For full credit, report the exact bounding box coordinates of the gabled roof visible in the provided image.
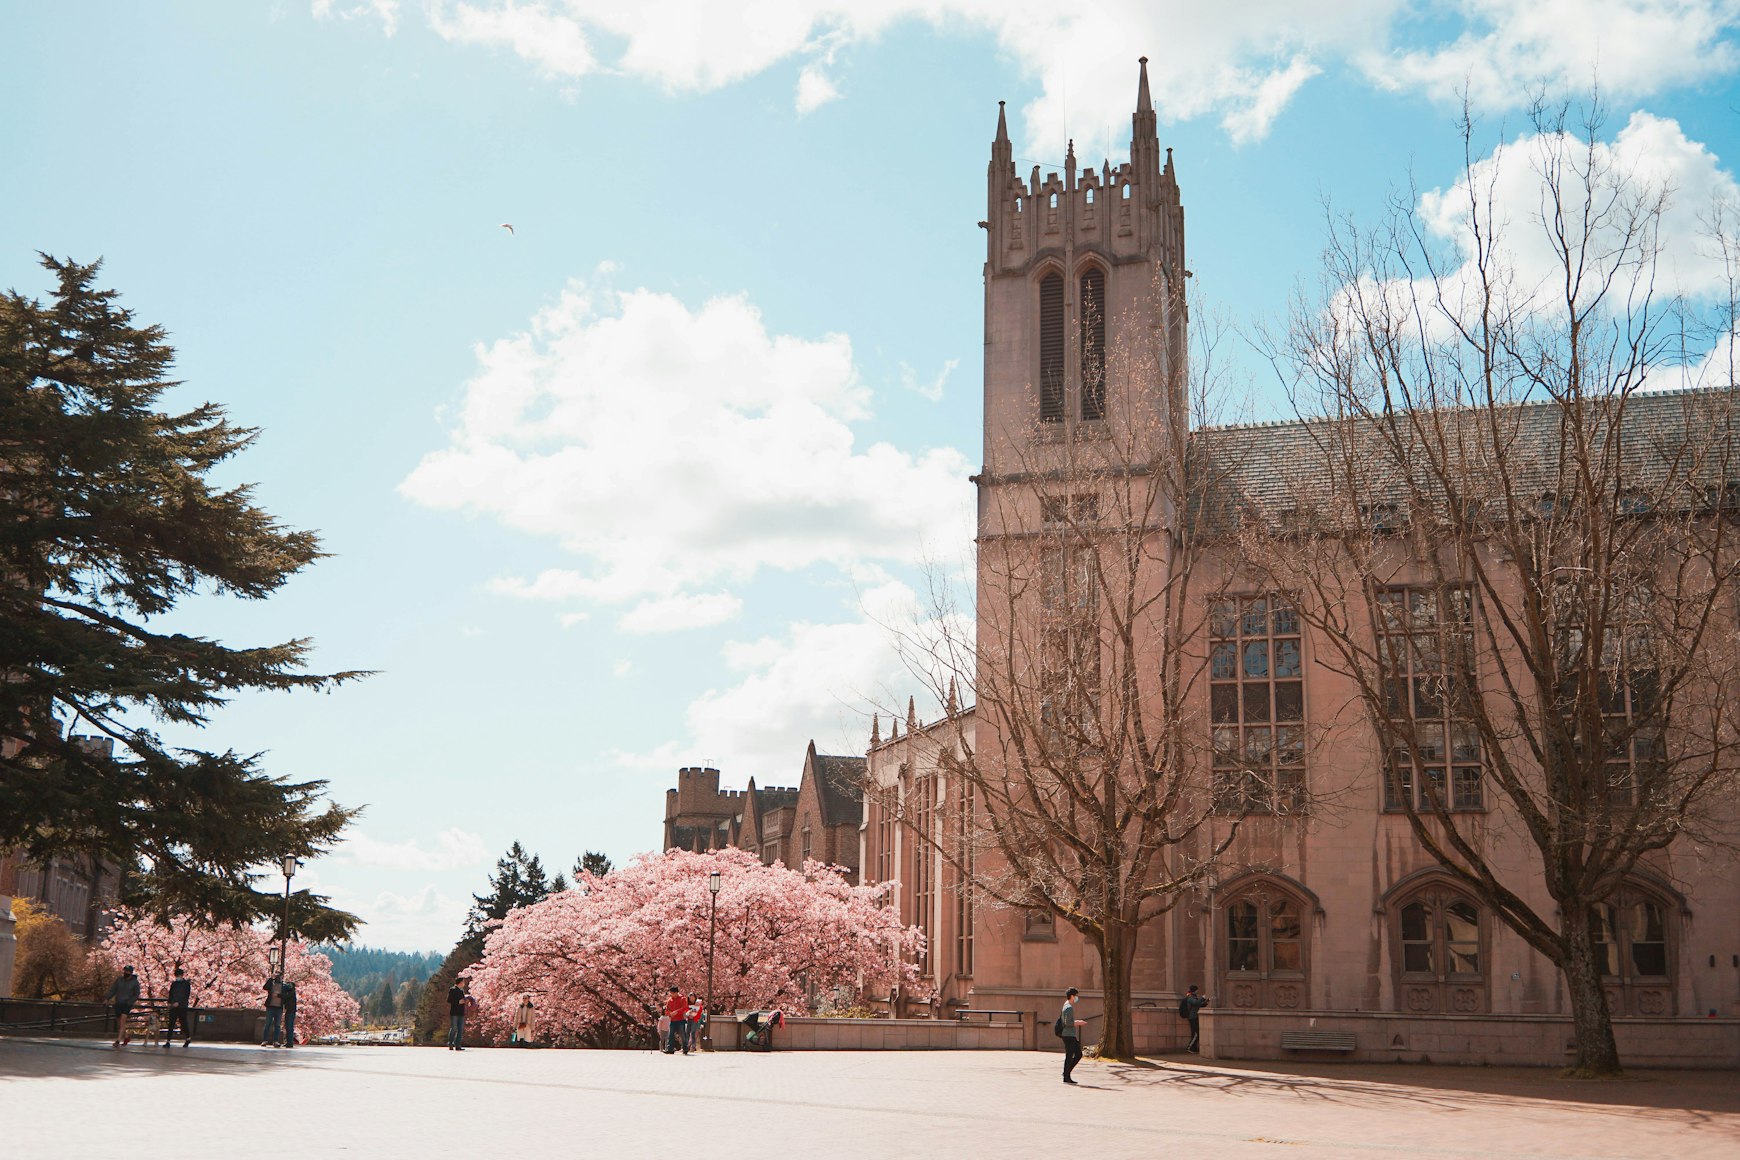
[810,752,866,828]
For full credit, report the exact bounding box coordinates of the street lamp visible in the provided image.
[704,869,721,1049]
[277,855,302,982]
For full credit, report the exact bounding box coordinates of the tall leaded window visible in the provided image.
[1392,885,1487,1013]
[873,799,894,890]
[1588,884,1675,1015]
[1039,273,1065,423]
[955,778,975,977]
[1376,587,1483,811]
[1041,496,1100,740]
[1079,267,1106,421]
[1222,883,1309,1009]
[1210,596,1305,812]
[1555,583,1661,806]
[910,772,935,974]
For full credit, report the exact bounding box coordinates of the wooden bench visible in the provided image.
[1279,1031,1357,1052]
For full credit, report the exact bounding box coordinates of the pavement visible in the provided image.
[2,1037,1737,1159]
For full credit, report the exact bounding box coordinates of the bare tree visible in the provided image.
[880,280,1260,1060]
[1243,101,1740,1076]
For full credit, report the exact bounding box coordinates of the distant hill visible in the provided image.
[317,945,445,1022]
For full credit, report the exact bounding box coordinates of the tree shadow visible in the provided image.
[1093,1055,1740,1131]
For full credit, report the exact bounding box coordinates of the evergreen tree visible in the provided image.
[462,842,551,952]
[372,980,395,1021]
[575,851,613,879]
[0,256,364,936]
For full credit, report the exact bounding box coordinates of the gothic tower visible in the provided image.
[978,57,1187,494]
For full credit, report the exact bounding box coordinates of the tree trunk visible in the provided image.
[1561,907,1623,1077]
[1095,921,1140,1060]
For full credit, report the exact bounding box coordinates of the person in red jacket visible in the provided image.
[662,987,689,1055]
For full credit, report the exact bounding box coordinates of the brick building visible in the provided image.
[860,60,1740,1064]
[662,745,863,882]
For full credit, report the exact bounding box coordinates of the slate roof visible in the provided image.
[1190,386,1740,531]
[811,753,866,828]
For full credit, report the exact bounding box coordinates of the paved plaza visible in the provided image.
[3,1037,1737,1159]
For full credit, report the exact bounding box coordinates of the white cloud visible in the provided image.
[311,0,400,35]
[613,657,635,677]
[613,576,970,776]
[401,270,974,619]
[342,2,1740,150]
[1366,0,1740,110]
[1415,112,1740,310]
[1333,113,1740,389]
[338,828,490,872]
[353,885,470,951]
[899,357,958,402]
[796,62,841,114]
[618,591,744,633]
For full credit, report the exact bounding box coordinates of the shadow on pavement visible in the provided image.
[1100,1054,1740,1127]
[0,1036,325,1083]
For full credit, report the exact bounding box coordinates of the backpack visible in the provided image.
[1178,995,1191,1019]
[1052,1015,1064,1038]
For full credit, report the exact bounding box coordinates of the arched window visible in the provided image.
[1589,886,1675,1015]
[1221,881,1310,1010]
[1391,883,1487,1013]
[1079,267,1106,421]
[1038,273,1064,423]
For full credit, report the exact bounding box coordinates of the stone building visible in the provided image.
[860,60,1740,1065]
[662,746,863,883]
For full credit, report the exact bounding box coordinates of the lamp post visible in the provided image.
[704,869,721,1048]
[277,855,301,981]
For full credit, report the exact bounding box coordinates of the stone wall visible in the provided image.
[1203,1009,1740,1068]
[718,1016,1026,1052]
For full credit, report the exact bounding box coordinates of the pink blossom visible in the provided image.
[463,848,923,1045]
[94,911,360,1040]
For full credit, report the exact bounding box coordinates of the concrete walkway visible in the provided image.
[2,1037,1736,1159]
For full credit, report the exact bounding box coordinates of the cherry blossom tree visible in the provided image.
[94,910,360,1039]
[463,848,924,1047]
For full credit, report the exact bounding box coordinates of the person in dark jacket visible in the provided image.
[165,965,193,1048]
[1180,984,1210,1053]
[447,981,470,1050]
[1059,987,1083,1084]
[279,979,298,1047]
[262,977,284,1047]
[106,965,141,1047]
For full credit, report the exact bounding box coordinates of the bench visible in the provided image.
[954,1009,1024,1024]
[1279,1031,1357,1052]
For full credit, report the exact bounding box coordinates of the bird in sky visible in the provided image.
[499,223,515,235]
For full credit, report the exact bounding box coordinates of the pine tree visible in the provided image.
[372,980,395,1021]
[575,851,613,879]
[0,256,364,937]
[463,842,552,951]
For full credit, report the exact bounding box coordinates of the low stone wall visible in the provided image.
[723,1016,1026,1052]
[0,999,264,1043]
[1203,1008,1740,1068]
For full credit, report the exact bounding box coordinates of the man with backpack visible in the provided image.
[1058,987,1083,1084]
[1179,984,1209,1053]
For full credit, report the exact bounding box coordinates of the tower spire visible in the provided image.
[870,713,881,748]
[995,99,1009,147]
[1136,55,1152,114]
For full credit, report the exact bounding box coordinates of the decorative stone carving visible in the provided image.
[1233,983,1257,1008]
[1406,987,1435,1012]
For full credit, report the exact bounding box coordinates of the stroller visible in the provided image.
[740,1010,784,1051]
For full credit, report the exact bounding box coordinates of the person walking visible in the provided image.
[279,978,298,1047]
[106,965,141,1047]
[261,976,284,1046]
[685,994,704,1053]
[662,986,689,1055]
[447,980,470,1050]
[1180,984,1210,1053]
[1059,987,1083,1084]
[165,965,193,1048]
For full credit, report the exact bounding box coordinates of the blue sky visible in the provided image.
[4,2,1737,949]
